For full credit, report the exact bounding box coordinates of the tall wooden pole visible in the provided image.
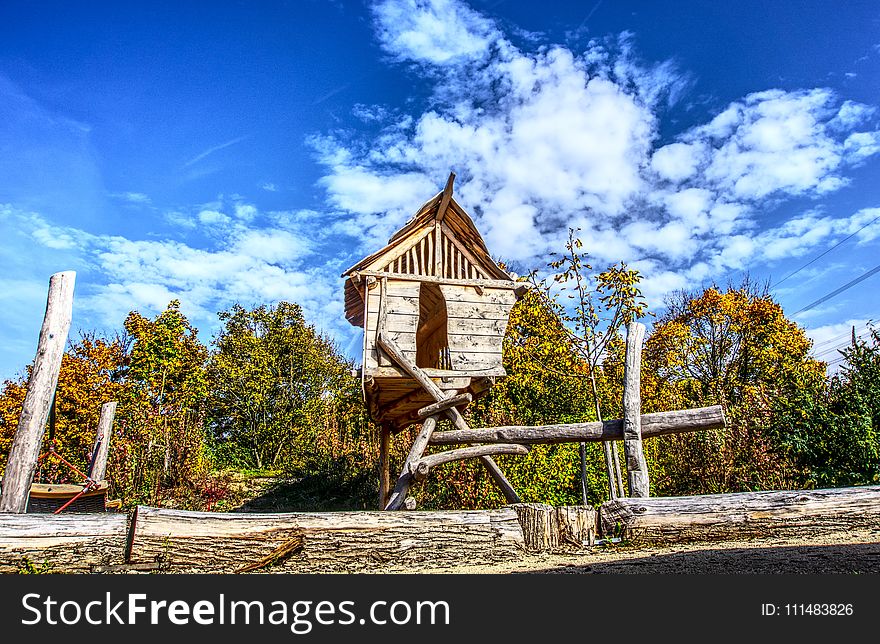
[88,401,117,482]
[0,271,75,513]
[378,424,392,509]
[622,321,649,497]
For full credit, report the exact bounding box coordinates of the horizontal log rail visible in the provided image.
[599,485,880,543]
[429,405,725,445]
[412,444,529,480]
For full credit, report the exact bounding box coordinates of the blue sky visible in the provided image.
[1,0,879,380]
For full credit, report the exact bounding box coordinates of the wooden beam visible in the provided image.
[356,270,515,290]
[475,455,522,504]
[412,444,529,480]
[622,322,649,498]
[416,393,472,418]
[600,485,880,544]
[378,333,470,432]
[0,271,76,514]
[88,401,117,482]
[436,172,455,224]
[428,405,726,445]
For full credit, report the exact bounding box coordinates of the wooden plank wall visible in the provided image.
[365,280,419,369]
[440,285,515,370]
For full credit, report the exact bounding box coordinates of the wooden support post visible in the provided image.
[385,415,439,510]
[0,271,75,514]
[378,424,392,509]
[377,333,523,504]
[622,322,649,497]
[88,401,117,482]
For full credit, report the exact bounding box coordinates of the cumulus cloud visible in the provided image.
[313,0,880,312]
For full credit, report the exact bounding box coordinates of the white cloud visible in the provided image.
[371,0,499,64]
[311,0,880,314]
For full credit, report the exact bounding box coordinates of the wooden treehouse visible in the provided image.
[342,173,528,508]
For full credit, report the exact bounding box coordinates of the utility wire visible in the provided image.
[772,212,880,289]
[794,262,880,316]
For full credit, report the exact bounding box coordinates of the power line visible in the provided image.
[794,262,880,316]
[771,212,880,289]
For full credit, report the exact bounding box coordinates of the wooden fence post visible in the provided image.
[88,401,117,482]
[622,321,649,497]
[0,271,76,513]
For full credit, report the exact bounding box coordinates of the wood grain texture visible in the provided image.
[600,485,880,543]
[0,271,76,513]
[622,322,649,498]
[128,505,525,573]
[512,504,597,552]
[430,405,725,445]
[0,512,127,573]
[89,401,117,482]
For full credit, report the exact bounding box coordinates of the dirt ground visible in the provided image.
[360,526,880,574]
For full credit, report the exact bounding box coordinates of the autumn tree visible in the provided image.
[770,325,880,487]
[0,334,127,482]
[206,302,353,471]
[531,228,649,501]
[643,281,824,494]
[116,300,209,495]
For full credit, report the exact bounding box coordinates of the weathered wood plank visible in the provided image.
[600,486,880,543]
[446,333,504,352]
[429,405,727,445]
[355,270,516,291]
[1,271,76,513]
[448,352,503,370]
[0,512,127,573]
[129,506,525,572]
[622,322,649,497]
[445,301,514,320]
[439,288,517,305]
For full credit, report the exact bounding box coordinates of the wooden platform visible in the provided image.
[365,372,497,429]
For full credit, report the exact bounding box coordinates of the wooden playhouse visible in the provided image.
[341,173,528,508]
[342,173,526,430]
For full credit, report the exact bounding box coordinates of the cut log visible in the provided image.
[127,505,525,573]
[412,444,529,480]
[0,512,127,573]
[600,485,880,543]
[511,504,597,552]
[88,401,117,482]
[0,271,76,513]
[622,322,649,497]
[429,405,726,445]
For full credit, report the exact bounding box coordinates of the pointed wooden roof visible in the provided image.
[342,173,514,326]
